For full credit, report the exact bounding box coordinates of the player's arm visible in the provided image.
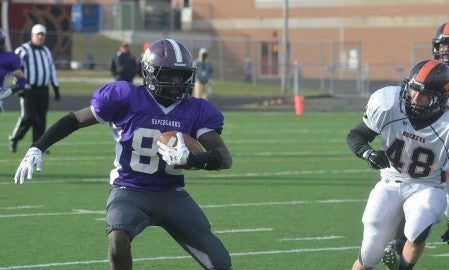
[0,70,29,99]
[32,107,98,151]
[14,107,99,184]
[347,121,390,170]
[347,121,377,159]
[157,130,232,171]
[194,130,232,170]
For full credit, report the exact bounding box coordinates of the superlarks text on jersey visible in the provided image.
[151,118,181,128]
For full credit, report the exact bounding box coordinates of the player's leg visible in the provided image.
[353,180,403,270]
[392,217,406,254]
[106,186,153,270]
[9,95,33,151]
[32,89,49,142]
[162,189,232,270]
[382,216,405,269]
[400,185,447,269]
[108,230,132,270]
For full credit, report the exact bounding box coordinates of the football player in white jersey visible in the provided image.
[347,59,449,270]
[384,21,449,270]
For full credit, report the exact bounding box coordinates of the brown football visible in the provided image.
[158,131,203,154]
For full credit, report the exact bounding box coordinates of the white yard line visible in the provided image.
[0,246,360,269]
[214,228,273,234]
[279,235,344,241]
[0,199,365,218]
[2,244,446,269]
[0,168,371,185]
[0,205,44,210]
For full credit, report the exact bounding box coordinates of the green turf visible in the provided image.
[0,111,448,269]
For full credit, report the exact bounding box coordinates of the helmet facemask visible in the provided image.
[401,78,447,120]
[142,62,195,102]
[433,38,449,64]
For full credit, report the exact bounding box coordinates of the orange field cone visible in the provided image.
[294,95,304,115]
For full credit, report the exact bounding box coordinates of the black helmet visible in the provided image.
[400,59,449,119]
[141,39,196,103]
[432,22,449,63]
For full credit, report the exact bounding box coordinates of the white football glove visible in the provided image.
[157,132,190,166]
[14,147,43,184]
[0,87,13,100]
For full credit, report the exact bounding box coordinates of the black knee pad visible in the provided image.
[413,224,432,244]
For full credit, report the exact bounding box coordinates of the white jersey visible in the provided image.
[363,86,449,184]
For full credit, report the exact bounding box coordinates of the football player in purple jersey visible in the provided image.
[382,22,449,270]
[14,39,233,270]
[0,28,28,107]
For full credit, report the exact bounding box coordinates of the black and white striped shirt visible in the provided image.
[15,42,59,88]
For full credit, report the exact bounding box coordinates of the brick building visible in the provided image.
[5,0,449,86]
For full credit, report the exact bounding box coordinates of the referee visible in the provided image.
[9,24,60,153]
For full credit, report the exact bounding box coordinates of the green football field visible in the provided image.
[0,110,448,269]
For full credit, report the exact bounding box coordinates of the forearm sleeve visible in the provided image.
[347,121,378,159]
[187,149,223,170]
[32,112,79,151]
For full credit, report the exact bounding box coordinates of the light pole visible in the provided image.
[281,0,289,94]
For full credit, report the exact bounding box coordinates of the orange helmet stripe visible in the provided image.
[444,23,449,35]
[415,60,440,83]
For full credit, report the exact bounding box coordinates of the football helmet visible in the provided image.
[432,22,449,63]
[400,59,449,119]
[141,39,195,103]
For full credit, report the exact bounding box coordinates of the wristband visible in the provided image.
[187,149,223,170]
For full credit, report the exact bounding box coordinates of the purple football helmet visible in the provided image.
[141,39,196,102]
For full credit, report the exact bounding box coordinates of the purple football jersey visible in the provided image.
[91,81,224,191]
[0,52,21,87]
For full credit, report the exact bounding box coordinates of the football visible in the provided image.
[158,131,203,154]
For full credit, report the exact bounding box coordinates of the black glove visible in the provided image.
[18,90,27,97]
[364,149,390,170]
[53,86,61,101]
[441,220,449,244]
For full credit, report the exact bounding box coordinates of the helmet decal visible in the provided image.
[167,39,184,64]
[414,59,440,85]
[443,23,449,36]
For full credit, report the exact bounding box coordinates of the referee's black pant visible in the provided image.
[10,86,49,144]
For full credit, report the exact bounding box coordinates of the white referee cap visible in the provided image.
[31,24,46,34]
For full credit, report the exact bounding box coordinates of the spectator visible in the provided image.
[244,57,253,83]
[9,24,60,153]
[110,42,138,83]
[194,47,213,99]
